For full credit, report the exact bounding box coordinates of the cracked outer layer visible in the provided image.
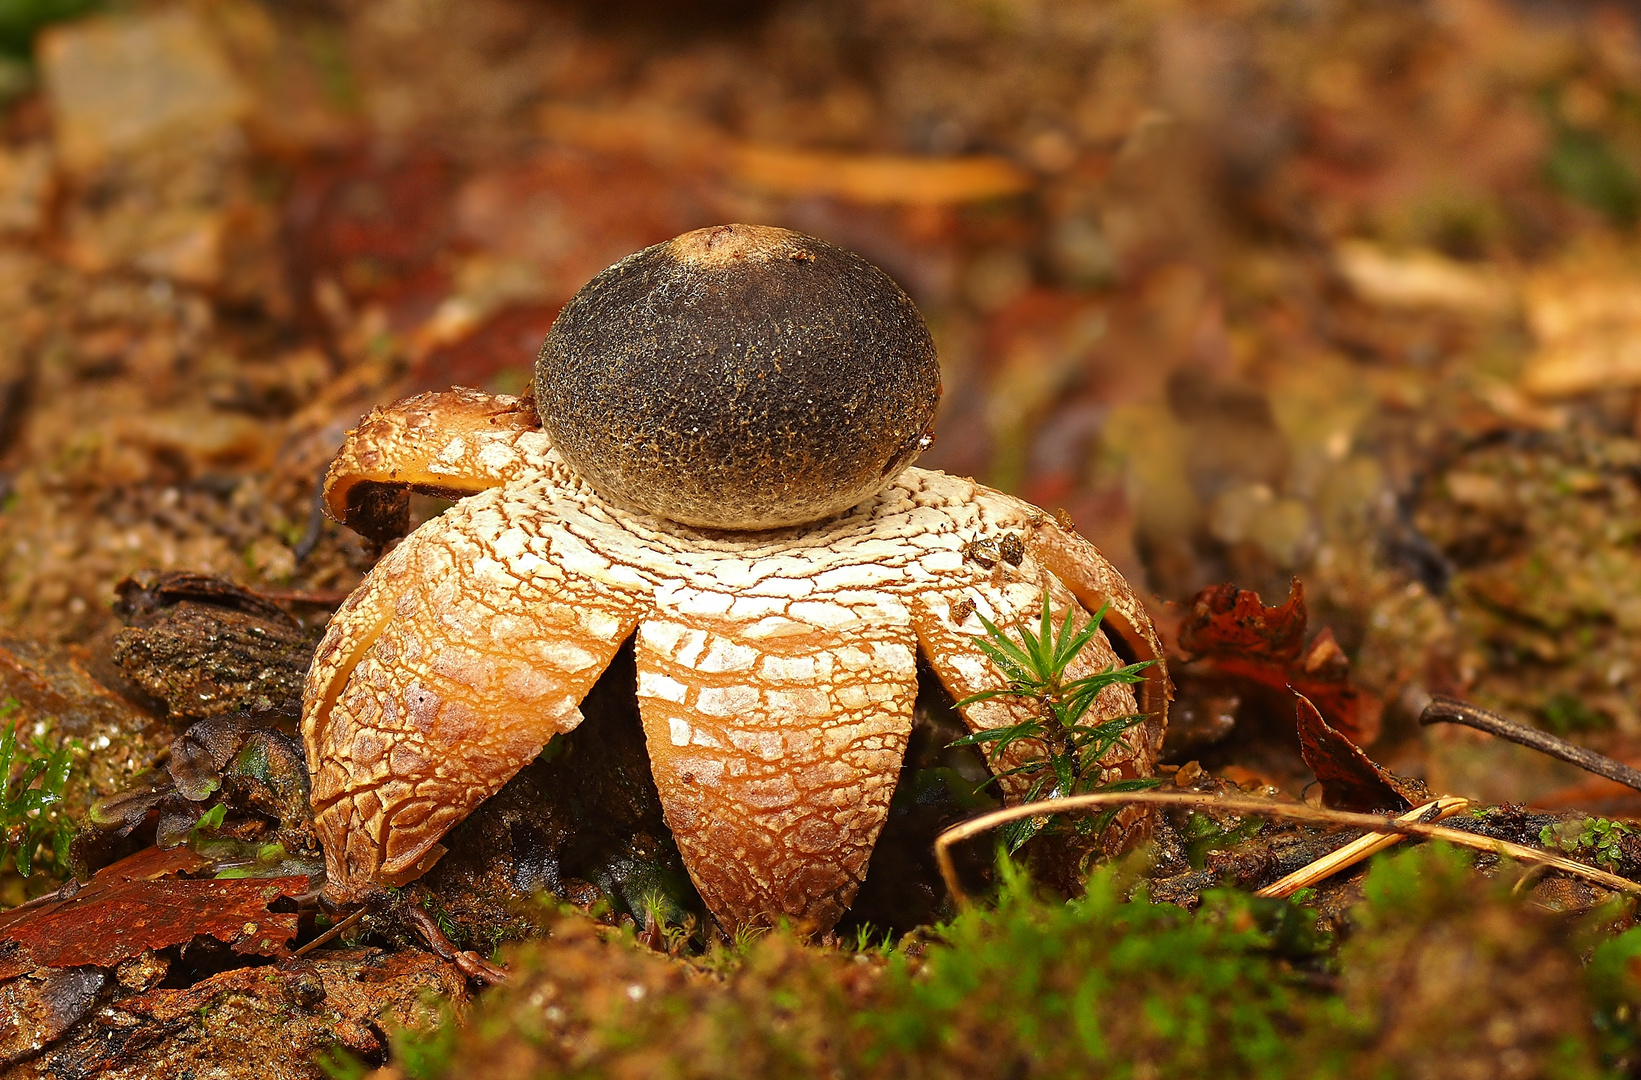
[535,224,941,531]
[306,389,1169,933]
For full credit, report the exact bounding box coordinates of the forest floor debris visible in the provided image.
[3,0,1641,1075]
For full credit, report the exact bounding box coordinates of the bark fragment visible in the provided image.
[110,571,316,721]
[5,948,464,1079]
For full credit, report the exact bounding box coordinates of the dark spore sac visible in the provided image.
[536,223,942,531]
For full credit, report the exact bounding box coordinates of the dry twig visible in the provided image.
[934,790,1641,904]
[1420,697,1641,792]
[291,906,366,957]
[249,586,355,607]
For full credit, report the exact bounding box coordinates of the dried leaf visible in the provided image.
[729,145,1033,205]
[1295,694,1425,812]
[1178,580,1380,744]
[1335,240,1515,315]
[113,571,298,629]
[1521,260,1641,397]
[0,846,306,979]
[537,102,1033,205]
[1178,579,1308,664]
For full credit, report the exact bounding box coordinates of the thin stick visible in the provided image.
[406,905,509,985]
[292,906,366,957]
[933,791,1641,904]
[1255,796,1471,898]
[1421,696,1641,793]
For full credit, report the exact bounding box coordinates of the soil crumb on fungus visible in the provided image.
[302,226,1168,937]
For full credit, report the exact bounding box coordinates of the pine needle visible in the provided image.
[1254,797,1472,899]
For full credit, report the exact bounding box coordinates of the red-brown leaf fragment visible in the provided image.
[1295,694,1426,812]
[1178,579,1308,664]
[1179,580,1380,744]
[0,847,305,979]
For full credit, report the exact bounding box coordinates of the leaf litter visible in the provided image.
[4,0,1641,1076]
[0,844,306,978]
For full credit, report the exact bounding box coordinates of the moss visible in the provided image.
[1540,818,1636,874]
[1335,844,1604,1080]
[864,859,1335,1078]
[1545,125,1641,227]
[1589,924,1641,1071]
[0,698,79,883]
[380,843,1641,1079]
[1412,430,1641,737]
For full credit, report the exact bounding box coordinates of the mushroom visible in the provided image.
[303,224,1169,935]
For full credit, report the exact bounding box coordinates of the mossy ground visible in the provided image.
[10,1,1641,1076]
[329,844,1641,1080]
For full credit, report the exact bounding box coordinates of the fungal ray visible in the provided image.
[304,482,650,897]
[305,388,1168,931]
[322,387,570,542]
[635,609,918,934]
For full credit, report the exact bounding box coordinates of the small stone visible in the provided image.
[0,145,53,235]
[38,10,248,175]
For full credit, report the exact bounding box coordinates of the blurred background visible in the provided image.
[0,0,1639,807]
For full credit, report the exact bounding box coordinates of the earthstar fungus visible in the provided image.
[303,224,1169,934]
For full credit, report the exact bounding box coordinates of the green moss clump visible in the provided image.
[863,858,1334,1077]
[1333,844,1604,1080]
[361,844,1634,1079]
[0,698,78,882]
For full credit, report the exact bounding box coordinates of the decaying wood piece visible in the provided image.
[11,948,466,1078]
[304,389,1169,934]
[1255,797,1473,899]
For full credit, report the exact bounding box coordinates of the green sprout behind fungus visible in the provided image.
[951,592,1157,852]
